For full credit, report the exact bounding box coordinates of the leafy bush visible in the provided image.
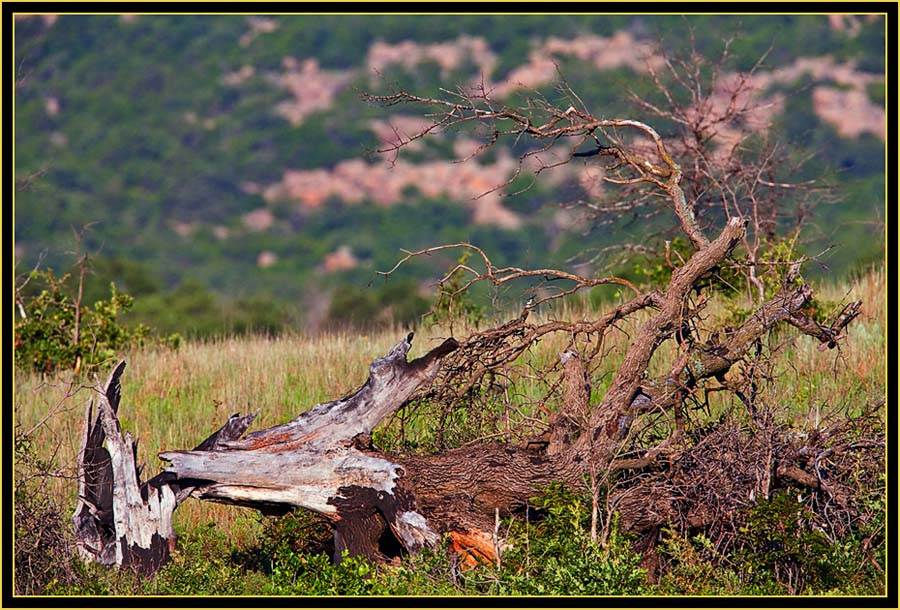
[657,492,885,597]
[815,484,885,595]
[126,279,293,339]
[736,491,834,594]
[487,484,649,595]
[14,268,154,374]
[656,529,745,595]
[229,509,377,596]
[148,523,267,595]
[264,550,376,596]
[365,540,464,596]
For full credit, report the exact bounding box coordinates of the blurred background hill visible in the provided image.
[13,14,886,337]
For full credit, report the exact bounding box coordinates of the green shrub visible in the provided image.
[14,268,154,374]
[366,540,464,596]
[232,509,383,596]
[656,528,744,595]
[148,522,267,595]
[263,550,377,596]
[487,484,648,595]
[736,491,835,594]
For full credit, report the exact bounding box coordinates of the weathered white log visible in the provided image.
[164,451,402,514]
[159,333,457,560]
[216,333,453,452]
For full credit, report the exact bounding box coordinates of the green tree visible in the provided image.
[14,266,151,374]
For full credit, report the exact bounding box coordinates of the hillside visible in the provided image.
[13,14,886,335]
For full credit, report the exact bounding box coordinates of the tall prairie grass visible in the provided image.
[13,267,886,538]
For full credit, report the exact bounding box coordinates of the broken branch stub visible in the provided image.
[72,361,175,573]
[72,362,257,573]
[213,333,457,453]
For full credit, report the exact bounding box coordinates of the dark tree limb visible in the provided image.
[559,216,747,470]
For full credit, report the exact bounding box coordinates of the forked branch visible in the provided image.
[363,88,709,249]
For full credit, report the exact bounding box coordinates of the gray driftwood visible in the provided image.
[72,361,255,572]
[161,333,458,561]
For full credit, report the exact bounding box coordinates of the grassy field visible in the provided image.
[13,266,886,596]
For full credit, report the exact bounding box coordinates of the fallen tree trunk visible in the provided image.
[73,334,460,570]
[73,220,864,575]
[160,333,460,562]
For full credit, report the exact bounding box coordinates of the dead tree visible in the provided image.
[74,335,460,569]
[73,267,861,574]
[74,58,872,575]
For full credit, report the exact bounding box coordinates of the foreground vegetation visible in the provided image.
[13,266,885,597]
